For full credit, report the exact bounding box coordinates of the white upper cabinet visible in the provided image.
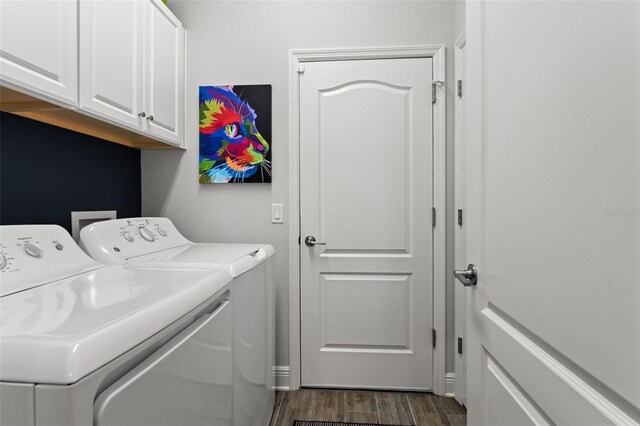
[144,0,184,146]
[78,0,184,146]
[0,0,78,106]
[1,0,185,148]
[79,0,144,129]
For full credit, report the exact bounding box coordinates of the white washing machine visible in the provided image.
[0,225,234,426]
[79,217,276,426]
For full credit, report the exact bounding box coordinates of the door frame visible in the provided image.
[453,31,467,405]
[287,45,447,394]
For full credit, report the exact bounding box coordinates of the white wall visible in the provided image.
[454,0,465,38]
[142,0,457,378]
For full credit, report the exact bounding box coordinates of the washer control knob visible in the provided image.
[24,243,43,258]
[123,231,134,242]
[0,253,7,270]
[157,228,167,237]
[138,226,155,242]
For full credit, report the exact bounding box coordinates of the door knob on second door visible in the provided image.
[304,236,326,247]
[454,264,477,286]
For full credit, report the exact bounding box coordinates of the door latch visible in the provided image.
[304,235,326,247]
[454,264,478,286]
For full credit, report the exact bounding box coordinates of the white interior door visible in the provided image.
[464,1,640,424]
[300,58,434,389]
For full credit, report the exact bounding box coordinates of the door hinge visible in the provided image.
[432,207,436,227]
[457,337,463,354]
[432,329,437,349]
[297,64,305,74]
[457,209,463,227]
[457,80,463,98]
[298,235,301,245]
[431,80,444,104]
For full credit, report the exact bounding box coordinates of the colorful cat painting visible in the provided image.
[199,85,272,183]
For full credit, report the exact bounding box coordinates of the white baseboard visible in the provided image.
[445,372,455,397]
[274,366,290,391]
[273,366,452,395]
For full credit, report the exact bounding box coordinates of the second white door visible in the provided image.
[300,58,434,389]
[464,2,640,424]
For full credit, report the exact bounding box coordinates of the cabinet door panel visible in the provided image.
[0,0,77,105]
[79,0,143,129]
[145,0,184,146]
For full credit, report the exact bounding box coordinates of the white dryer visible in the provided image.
[0,225,234,426]
[79,217,276,426]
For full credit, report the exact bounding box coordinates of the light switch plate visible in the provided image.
[271,203,284,224]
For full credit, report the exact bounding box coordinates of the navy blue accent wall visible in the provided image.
[0,112,141,232]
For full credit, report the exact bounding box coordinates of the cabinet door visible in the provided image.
[144,0,184,146]
[79,0,144,130]
[0,0,77,105]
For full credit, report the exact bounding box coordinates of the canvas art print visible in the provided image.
[199,85,272,183]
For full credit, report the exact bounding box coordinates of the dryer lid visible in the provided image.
[0,264,232,384]
[129,243,275,277]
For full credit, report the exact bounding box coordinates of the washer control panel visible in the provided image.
[1,236,60,275]
[113,218,170,245]
[0,225,100,297]
[79,218,190,265]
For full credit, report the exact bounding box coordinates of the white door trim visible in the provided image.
[453,30,467,405]
[288,45,447,395]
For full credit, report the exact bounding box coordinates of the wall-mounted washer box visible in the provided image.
[71,211,116,243]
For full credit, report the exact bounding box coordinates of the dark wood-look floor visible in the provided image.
[270,389,466,426]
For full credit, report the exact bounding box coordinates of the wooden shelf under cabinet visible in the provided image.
[0,86,179,150]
